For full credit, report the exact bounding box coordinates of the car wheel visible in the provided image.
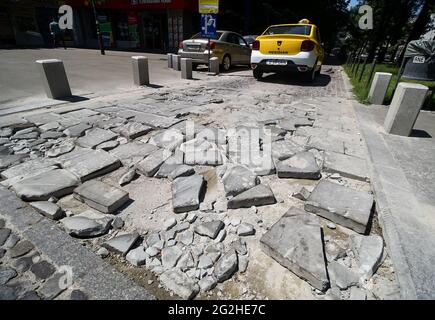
[221,55,231,72]
[303,67,316,83]
[253,68,263,80]
[315,64,322,76]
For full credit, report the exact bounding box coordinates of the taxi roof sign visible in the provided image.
[199,0,219,14]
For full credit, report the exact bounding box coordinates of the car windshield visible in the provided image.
[191,32,223,40]
[264,25,312,36]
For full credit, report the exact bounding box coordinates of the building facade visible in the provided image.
[66,0,199,52]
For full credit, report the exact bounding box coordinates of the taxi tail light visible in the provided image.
[301,40,315,52]
[206,41,216,50]
[252,40,260,50]
[178,41,184,49]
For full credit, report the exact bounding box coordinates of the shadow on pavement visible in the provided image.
[55,95,89,103]
[410,129,432,138]
[259,73,332,87]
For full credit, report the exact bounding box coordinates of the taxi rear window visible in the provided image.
[264,25,312,36]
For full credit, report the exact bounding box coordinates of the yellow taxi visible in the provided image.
[251,19,324,82]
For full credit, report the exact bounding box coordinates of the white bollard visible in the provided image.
[368,72,392,105]
[210,57,219,75]
[35,59,71,99]
[172,54,181,71]
[167,53,173,68]
[132,56,149,86]
[384,82,429,136]
[181,58,193,79]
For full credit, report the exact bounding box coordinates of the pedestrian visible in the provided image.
[49,18,66,50]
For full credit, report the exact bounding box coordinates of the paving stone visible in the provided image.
[198,254,214,269]
[198,276,218,292]
[186,213,197,223]
[0,127,13,138]
[38,273,66,299]
[308,135,345,154]
[0,154,27,170]
[73,180,129,214]
[145,246,160,257]
[276,151,321,179]
[149,129,184,151]
[76,128,118,149]
[350,287,367,300]
[0,218,4,228]
[168,165,195,181]
[3,233,19,249]
[96,140,120,151]
[115,122,152,140]
[126,246,147,266]
[222,165,259,197]
[63,123,92,137]
[327,261,360,290]
[277,119,297,132]
[46,140,75,157]
[1,158,60,180]
[145,233,161,247]
[132,112,182,129]
[9,240,34,258]
[58,149,121,182]
[0,228,11,246]
[102,233,139,256]
[161,245,183,268]
[0,267,17,285]
[350,234,384,279]
[30,201,64,220]
[237,223,256,236]
[19,290,41,300]
[164,217,177,231]
[292,186,312,201]
[0,248,5,259]
[260,207,329,291]
[176,230,194,246]
[196,128,227,145]
[155,162,178,178]
[159,269,199,300]
[118,169,136,186]
[109,142,158,167]
[238,254,249,273]
[61,216,110,238]
[176,250,196,271]
[194,221,224,239]
[0,285,17,300]
[214,229,226,243]
[111,216,124,229]
[271,140,305,161]
[70,289,88,300]
[13,254,37,273]
[324,151,369,182]
[231,238,247,255]
[136,148,171,177]
[172,175,205,213]
[12,131,39,140]
[96,247,109,258]
[213,249,238,283]
[40,131,64,140]
[30,260,56,280]
[305,180,374,234]
[227,184,276,209]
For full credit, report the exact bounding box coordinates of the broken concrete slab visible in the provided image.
[132,111,182,129]
[136,148,171,177]
[1,158,60,180]
[96,140,119,151]
[102,233,139,256]
[76,128,118,149]
[194,221,224,239]
[159,269,200,300]
[260,207,329,291]
[46,140,75,158]
[29,201,64,220]
[63,123,92,138]
[196,128,227,145]
[61,216,110,238]
[227,184,276,209]
[118,169,136,186]
[237,223,255,236]
[305,180,374,234]
[115,122,152,140]
[149,129,184,151]
[350,234,384,279]
[222,165,258,197]
[271,140,305,161]
[172,175,205,213]
[213,249,238,283]
[324,151,369,182]
[126,246,147,266]
[11,169,79,201]
[109,142,158,167]
[73,180,129,214]
[161,245,183,268]
[276,151,321,179]
[328,261,360,290]
[58,149,121,182]
[0,154,27,170]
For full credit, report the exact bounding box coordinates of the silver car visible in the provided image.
[178,31,251,71]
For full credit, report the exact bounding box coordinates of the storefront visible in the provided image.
[67,0,198,52]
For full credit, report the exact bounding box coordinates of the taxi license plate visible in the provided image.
[266,60,287,66]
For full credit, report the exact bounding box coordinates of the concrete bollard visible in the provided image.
[35,59,71,99]
[172,54,181,71]
[132,56,149,86]
[210,57,220,75]
[384,82,429,136]
[181,58,193,79]
[167,53,173,68]
[368,72,392,105]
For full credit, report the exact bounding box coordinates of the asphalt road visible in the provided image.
[0,48,204,106]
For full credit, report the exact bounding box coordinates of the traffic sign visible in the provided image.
[201,14,217,38]
[199,0,219,14]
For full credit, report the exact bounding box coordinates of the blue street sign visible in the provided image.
[201,14,217,38]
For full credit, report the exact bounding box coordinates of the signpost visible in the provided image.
[199,0,218,72]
